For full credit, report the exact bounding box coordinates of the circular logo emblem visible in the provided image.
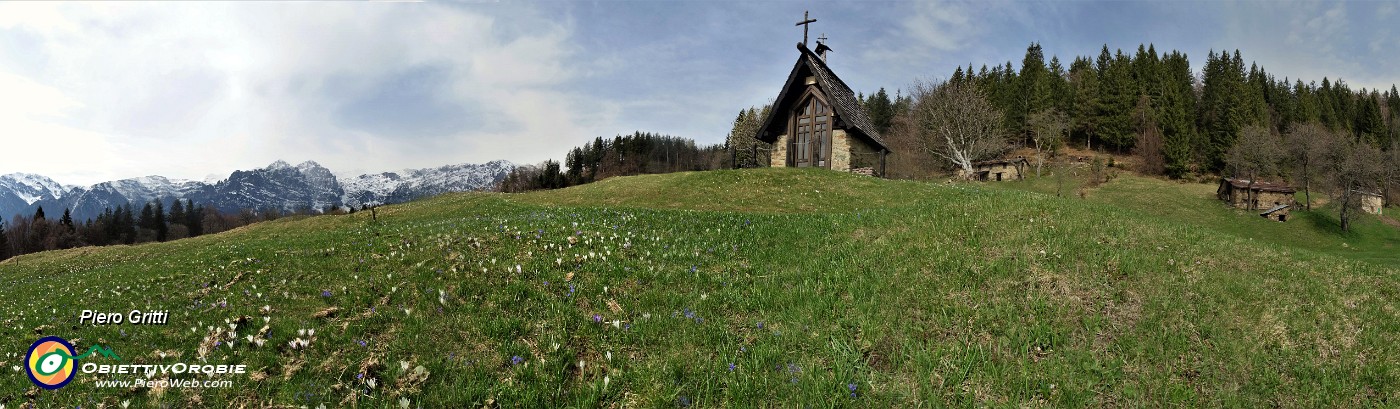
[26,336,77,390]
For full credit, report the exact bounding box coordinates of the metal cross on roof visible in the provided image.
[817,33,828,44]
[795,11,817,46]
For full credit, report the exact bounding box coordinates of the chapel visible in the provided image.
[754,14,889,176]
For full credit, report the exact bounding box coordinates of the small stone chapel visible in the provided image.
[753,12,890,176]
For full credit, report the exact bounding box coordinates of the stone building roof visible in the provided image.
[972,157,1029,167]
[1221,178,1296,194]
[755,42,889,152]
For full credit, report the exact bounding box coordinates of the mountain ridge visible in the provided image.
[0,160,514,222]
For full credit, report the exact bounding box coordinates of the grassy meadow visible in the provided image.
[0,168,1395,407]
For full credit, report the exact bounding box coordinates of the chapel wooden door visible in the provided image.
[792,95,831,168]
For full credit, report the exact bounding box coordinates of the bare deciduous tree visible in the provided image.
[1027,108,1068,177]
[1324,138,1386,232]
[1225,125,1284,208]
[905,79,1006,178]
[1282,122,1335,210]
[1383,139,1400,208]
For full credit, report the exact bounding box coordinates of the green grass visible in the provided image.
[1003,170,1400,266]
[0,167,1395,407]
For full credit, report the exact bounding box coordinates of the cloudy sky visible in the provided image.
[1,1,1396,185]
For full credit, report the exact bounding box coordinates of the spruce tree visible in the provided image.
[139,203,154,232]
[1068,56,1101,148]
[1160,51,1196,178]
[169,199,186,230]
[1096,48,1136,151]
[867,88,895,135]
[1356,90,1385,145]
[1389,86,1400,147]
[1016,42,1052,143]
[154,200,168,242]
[60,208,74,231]
[34,206,45,221]
[1295,80,1319,124]
[1048,55,1070,114]
[123,204,137,244]
[1199,50,1249,171]
[186,199,202,237]
[0,220,9,261]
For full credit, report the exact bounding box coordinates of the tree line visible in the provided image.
[901,43,1397,179]
[499,131,728,192]
[864,42,1399,231]
[0,200,357,261]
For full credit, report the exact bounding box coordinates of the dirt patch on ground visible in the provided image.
[1378,215,1400,229]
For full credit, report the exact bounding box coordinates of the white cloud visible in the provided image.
[901,2,977,52]
[0,2,610,185]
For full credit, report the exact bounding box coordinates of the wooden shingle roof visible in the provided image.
[1221,178,1296,194]
[754,42,889,152]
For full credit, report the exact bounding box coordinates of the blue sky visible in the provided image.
[0,1,1396,185]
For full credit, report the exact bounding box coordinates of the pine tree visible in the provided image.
[725,108,764,168]
[1016,42,1052,144]
[1389,85,1400,147]
[169,199,186,231]
[139,203,154,231]
[34,206,45,221]
[1160,51,1196,178]
[1048,55,1070,113]
[1096,48,1136,151]
[0,220,9,261]
[119,205,136,245]
[154,200,168,242]
[1294,80,1319,124]
[1068,56,1101,148]
[100,207,118,245]
[866,88,895,135]
[186,200,202,237]
[1356,90,1385,145]
[1199,50,1250,171]
[1318,78,1339,129]
[60,208,74,231]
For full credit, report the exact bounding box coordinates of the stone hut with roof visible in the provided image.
[754,42,889,176]
[955,157,1030,181]
[1217,178,1297,221]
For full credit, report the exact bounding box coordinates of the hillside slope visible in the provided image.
[0,168,1394,407]
[1002,172,1400,266]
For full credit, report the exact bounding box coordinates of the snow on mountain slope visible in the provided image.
[2,160,515,221]
[0,173,70,204]
[339,160,514,208]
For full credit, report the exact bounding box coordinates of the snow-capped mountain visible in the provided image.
[59,176,211,222]
[0,173,73,222]
[340,160,514,208]
[0,173,71,204]
[206,160,345,214]
[1,160,514,222]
